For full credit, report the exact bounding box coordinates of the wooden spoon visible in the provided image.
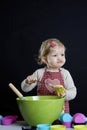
[8,83,25,100]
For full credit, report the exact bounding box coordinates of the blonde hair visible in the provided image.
[37,38,66,65]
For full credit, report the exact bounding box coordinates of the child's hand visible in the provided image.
[50,84,66,97]
[25,75,37,84]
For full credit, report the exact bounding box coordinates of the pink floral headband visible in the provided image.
[50,41,56,47]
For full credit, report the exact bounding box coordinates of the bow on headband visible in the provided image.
[50,41,56,47]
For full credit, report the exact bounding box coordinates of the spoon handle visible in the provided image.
[8,83,24,99]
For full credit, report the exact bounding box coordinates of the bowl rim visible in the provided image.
[16,95,65,101]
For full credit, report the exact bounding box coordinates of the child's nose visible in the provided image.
[57,56,61,60]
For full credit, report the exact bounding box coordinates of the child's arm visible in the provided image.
[21,68,45,93]
[21,77,37,92]
[21,74,37,93]
[62,68,77,101]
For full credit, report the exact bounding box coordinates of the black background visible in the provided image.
[0,0,87,119]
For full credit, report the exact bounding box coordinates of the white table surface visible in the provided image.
[0,121,74,130]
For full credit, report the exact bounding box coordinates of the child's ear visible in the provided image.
[41,56,47,64]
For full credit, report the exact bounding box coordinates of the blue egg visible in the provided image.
[0,115,3,125]
[59,113,72,122]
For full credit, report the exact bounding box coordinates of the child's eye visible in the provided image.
[53,55,57,57]
[61,54,65,56]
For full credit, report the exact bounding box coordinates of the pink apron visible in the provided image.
[37,69,70,113]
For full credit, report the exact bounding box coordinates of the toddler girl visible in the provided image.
[21,38,77,113]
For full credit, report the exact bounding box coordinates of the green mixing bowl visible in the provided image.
[16,96,64,126]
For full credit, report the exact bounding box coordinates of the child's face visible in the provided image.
[46,46,66,69]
